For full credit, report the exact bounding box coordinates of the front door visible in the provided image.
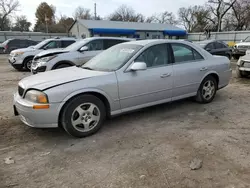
[117,43,173,111]
[77,39,104,65]
[171,43,208,100]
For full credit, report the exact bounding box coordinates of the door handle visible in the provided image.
[200,67,208,71]
[160,73,171,78]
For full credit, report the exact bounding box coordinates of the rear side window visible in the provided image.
[215,42,227,49]
[43,41,60,49]
[61,40,75,48]
[86,40,103,51]
[171,43,203,63]
[8,39,19,46]
[103,39,128,50]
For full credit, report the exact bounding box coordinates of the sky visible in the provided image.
[18,0,207,26]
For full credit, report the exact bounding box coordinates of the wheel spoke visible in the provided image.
[88,104,96,114]
[75,106,85,115]
[83,121,90,130]
[91,114,100,122]
[72,117,82,127]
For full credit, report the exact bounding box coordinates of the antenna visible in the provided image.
[94,3,97,20]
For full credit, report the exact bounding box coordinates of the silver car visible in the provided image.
[14,40,232,137]
[31,37,134,74]
[236,53,250,78]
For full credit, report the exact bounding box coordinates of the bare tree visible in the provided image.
[207,0,237,31]
[146,11,178,25]
[178,6,210,32]
[231,0,250,30]
[0,0,20,30]
[108,5,145,22]
[73,6,91,20]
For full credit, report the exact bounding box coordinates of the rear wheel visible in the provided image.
[61,95,106,138]
[195,76,217,103]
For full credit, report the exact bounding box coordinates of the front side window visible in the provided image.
[86,40,103,51]
[206,43,214,50]
[215,42,227,49]
[61,40,75,48]
[135,44,169,68]
[171,43,203,63]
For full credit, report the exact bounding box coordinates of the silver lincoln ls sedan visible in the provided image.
[14,40,232,137]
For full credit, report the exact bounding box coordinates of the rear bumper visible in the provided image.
[218,69,232,90]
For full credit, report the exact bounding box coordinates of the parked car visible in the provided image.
[236,53,250,78]
[232,36,250,59]
[13,40,232,137]
[31,37,134,74]
[0,39,37,54]
[196,40,232,59]
[8,37,77,71]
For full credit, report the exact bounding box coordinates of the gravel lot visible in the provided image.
[0,55,250,188]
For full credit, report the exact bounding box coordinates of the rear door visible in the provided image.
[77,39,104,65]
[214,42,229,57]
[171,43,207,100]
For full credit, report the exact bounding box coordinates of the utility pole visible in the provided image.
[94,2,97,20]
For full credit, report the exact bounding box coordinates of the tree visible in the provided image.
[73,6,91,20]
[0,0,20,30]
[12,15,31,31]
[34,2,56,32]
[108,5,145,22]
[146,11,178,25]
[178,6,210,32]
[56,15,74,32]
[231,0,250,30]
[206,0,237,31]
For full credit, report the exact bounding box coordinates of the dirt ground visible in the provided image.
[0,55,250,188]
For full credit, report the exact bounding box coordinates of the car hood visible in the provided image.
[236,42,250,46]
[35,48,67,59]
[11,47,37,53]
[19,66,110,91]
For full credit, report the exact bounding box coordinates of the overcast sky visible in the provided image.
[19,0,207,25]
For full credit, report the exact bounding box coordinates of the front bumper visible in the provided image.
[31,60,47,74]
[13,92,61,128]
[232,49,246,56]
[8,55,24,69]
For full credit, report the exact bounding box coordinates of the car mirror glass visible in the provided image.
[80,46,88,52]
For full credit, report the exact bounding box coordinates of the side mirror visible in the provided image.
[240,40,243,42]
[130,62,147,71]
[205,48,211,52]
[80,46,88,52]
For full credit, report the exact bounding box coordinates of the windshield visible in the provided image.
[195,42,207,48]
[33,39,51,49]
[244,36,250,42]
[65,39,90,51]
[2,39,11,45]
[82,44,142,71]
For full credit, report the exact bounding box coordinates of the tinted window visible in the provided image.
[19,40,29,47]
[8,39,19,46]
[28,40,37,45]
[61,40,75,48]
[86,40,103,51]
[215,42,227,49]
[43,41,60,49]
[135,44,169,68]
[171,43,203,63]
[206,43,215,50]
[103,39,127,50]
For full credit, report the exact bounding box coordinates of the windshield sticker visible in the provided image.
[120,49,134,53]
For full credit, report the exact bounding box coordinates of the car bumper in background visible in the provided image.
[13,92,60,128]
[8,56,24,69]
[232,49,246,56]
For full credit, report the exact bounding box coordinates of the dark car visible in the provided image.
[196,40,232,59]
[0,39,38,54]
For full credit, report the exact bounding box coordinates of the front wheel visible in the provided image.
[23,57,33,71]
[195,76,217,103]
[61,95,106,138]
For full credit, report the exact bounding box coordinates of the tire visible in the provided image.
[226,54,231,60]
[23,57,33,71]
[54,63,72,69]
[233,55,240,60]
[61,94,106,138]
[236,66,248,78]
[195,75,217,103]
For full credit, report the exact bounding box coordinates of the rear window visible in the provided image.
[2,39,11,45]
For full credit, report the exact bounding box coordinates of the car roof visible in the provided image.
[85,37,135,41]
[124,39,192,46]
[52,37,77,41]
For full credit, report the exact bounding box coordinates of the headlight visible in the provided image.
[25,90,49,103]
[36,61,47,67]
[39,55,57,62]
[13,51,24,56]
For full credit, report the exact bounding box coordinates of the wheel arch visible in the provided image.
[52,60,75,70]
[58,90,112,127]
[201,71,219,87]
[22,56,34,67]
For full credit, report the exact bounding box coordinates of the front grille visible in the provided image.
[238,45,250,49]
[18,86,24,97]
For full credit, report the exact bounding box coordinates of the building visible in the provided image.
[69,19,187,40]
